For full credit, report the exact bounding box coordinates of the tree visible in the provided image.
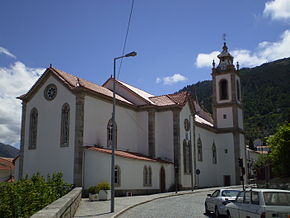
[267,123,290,177]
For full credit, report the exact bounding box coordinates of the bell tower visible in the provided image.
[212,42,245,184]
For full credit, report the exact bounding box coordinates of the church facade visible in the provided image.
[16,43,247,195]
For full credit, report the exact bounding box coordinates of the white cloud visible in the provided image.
[264,0,290,20]
[231,50,268,67]
[195,29,290,68]
[258,29,290,60]
[156,77,161,84]
[196,51,219,68]
[0,61,44,146]
[0,47,16,59]
[156,73,188,85]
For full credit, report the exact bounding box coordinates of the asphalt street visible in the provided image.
[118,190,217,218]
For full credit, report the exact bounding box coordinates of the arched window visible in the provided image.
[148,166,152,186]
[60,103,70,147]
[29,108,38,149]
[197,137,203,162]
[114,165,121,186]
[219,79,228,100]
[143,166,148,186]
[107,119,117,148]
[144,166,152,186]
[183,140,190,173]
[236,80,241,101]
[212,142,217,164]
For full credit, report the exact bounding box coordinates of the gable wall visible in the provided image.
[23,76,75,183]
[83,96,148,154]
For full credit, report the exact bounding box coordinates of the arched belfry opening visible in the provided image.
[219,79,228,100]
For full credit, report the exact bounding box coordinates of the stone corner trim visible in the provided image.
[30,187,82,218]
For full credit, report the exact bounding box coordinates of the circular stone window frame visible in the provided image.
[44,83,57,101]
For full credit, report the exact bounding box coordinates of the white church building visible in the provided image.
[16,43,247,195]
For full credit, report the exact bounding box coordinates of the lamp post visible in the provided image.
[111,51,137,213]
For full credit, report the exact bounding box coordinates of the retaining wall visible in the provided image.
[31,187,82,218]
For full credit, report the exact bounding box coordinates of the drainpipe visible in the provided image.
[189,115,194,191]
[192,113,197,188]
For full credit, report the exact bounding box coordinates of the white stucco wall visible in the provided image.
[83,149,174,191]
[155,111,174,162]
[216,107,233,128]
[83,96,147,154]
[215,133,236,186]
[215,74,232,103]
[136,111,148,155]
[194,126,235,187]
[23,75,75,183]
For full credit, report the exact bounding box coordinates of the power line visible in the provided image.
[117,0,135,80]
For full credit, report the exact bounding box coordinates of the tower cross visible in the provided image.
[222,33,227,43]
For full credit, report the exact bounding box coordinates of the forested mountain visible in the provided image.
[0,143,19,158]
[180,57,290,142]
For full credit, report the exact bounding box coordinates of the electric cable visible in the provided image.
[117,0,135,80]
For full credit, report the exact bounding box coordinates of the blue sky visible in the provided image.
[1,0,290,146]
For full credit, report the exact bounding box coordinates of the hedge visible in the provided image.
[0,172,72,218]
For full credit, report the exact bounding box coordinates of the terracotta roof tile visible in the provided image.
[51,68,133,104]
[19,67,214,126]
[85,146,172,164]
[167,91,189,105]
[149,95,175,106]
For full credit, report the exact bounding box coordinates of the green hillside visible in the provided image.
[180,57,290,142]
[0,143,19,158]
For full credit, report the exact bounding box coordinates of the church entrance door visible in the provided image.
[160,167,166,192]
[223,175,231,186]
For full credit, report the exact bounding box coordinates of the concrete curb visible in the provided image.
[112,186,241,218]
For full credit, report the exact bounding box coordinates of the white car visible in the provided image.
[226,189,290,218]
[205,189,241,217]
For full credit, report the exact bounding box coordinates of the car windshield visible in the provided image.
[221,190,240,197]
[263,192,290,206]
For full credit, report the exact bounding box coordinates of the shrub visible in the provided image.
[0,172,72,218]
[96,181,110,191]
[88,186,98,194]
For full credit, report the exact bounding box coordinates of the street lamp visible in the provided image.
[111,51,137,213]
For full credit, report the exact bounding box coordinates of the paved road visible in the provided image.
[118,190,216,218]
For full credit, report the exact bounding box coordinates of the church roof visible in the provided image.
[19,66,214,126]
[18,67,134,105]
[85,146,173,164]
[116,80,155,104]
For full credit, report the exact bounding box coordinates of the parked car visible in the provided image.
[226,189,290,218]
[205,189,241,217]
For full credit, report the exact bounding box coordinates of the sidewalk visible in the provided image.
[74,186,235,218]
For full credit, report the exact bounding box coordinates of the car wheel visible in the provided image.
[205,203,210,214]
[227,211,231,218]
[215,207,220,218]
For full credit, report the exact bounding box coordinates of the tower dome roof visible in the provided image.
[216,43,235,71]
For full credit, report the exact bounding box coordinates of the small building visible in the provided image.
[15,43,247,194]
[0,157,15,182]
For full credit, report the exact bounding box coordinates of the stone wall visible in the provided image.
[31,187,82,218]
[257,177,290,190]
